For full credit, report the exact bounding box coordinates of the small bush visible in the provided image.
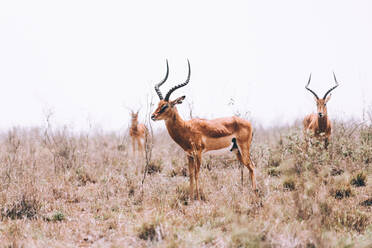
[306,242,316,248]
[1,193,41,220]
[138,222,156,241]
[128,187,135,197]
[147,159,163,174]
[75,167,96,186]
[137,221,163,241]
[360,198,372,207]
[230,229,268,248]
[331,176,353,200]
[268,153,281,167]
[350,172,367,187]
[175,184,189,206]
[319,202,332,216]
[331,186,352,199]
[117,144,126,151]
[360,127,372,144]
[170,167,187,177]
[52,211,65,222]
[283,178,296,191]
[337,210,370,233]
[330,167,344,176]
[268,168,281,177]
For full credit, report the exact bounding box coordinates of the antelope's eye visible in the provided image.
[159,105,168,113]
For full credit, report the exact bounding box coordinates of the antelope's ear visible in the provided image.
[325,94,332,103]
[170,96,186,106]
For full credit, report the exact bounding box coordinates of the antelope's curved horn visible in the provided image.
[154,59,169,100]
[323,72,339,99]
[164,59,191,101]
[305,73,319,100]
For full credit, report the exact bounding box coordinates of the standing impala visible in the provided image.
[151,60,255,200]
[303,73,339,149]
[129,110,148,155]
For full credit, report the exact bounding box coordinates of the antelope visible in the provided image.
[151,60,255,200]
[129,110,148,155]
[303,73,339,149]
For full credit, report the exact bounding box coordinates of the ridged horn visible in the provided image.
[322,72,339,99]
[164,59,190,101]
[305,73,320,100]
[154,59,169,100]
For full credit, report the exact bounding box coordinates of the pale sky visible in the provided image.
[1,0,371,131]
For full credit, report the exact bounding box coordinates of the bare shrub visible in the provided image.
[42,111,78,172]
[268,168,281,177]
[283,177,296,191]
[360,198,372,207]
[335,210,370,233]
[75,166,96,186]
[147,159,163,175]
[350,172,367,187]
[330,167,344,176]
[1,193,41,220]
[331,185,352,199]
[174,183,190,206]
[137,220,164,241]
[169,167,187,177]
[268,151,281,167]
[230,229,268,248]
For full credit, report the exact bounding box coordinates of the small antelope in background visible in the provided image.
[303,73,339,149]
[129,110,148,155]
[151,60,255,200]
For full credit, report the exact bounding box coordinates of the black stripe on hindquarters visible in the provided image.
[230,138,239,152]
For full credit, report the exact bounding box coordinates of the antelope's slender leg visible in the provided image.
[194,152,202,201]
[235,139,256,191]
[137,137,143,153]
[187,155,195,201]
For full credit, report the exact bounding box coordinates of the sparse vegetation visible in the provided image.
[52,211,65,222]
[1,193,41,220]
[0,118,370,247]
[268,168,281,177]
[283,177,296,191]
[351,171,367,187]
[360,198,372,207]
[137,221,159,241]
[147,159,163,174]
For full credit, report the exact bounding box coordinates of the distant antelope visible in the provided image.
[129,110,148,155]
[151,60,255,200]
[303,73,339,149]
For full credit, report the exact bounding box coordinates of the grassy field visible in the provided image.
[0,118,371,247]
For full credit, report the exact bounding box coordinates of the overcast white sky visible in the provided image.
[0,0,371,131]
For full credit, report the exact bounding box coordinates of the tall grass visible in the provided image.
[0,118,370,247]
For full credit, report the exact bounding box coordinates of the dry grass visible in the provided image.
[0,120,371,247]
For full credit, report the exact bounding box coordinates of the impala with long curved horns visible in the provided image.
[303,73,339,149]
[151,60,255,200]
